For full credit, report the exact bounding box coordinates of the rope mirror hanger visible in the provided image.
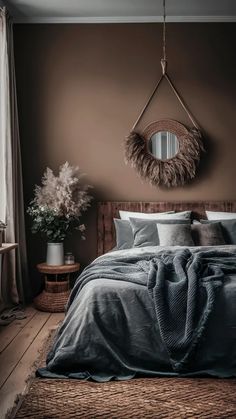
[124,0,205,188]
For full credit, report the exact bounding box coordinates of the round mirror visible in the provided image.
[148,131,179,160]
[125,119,204,187]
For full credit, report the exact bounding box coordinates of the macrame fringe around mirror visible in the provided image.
[124,0,205,188]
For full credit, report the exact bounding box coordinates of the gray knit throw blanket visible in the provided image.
[147,248,236,372]
[68,248,236,373]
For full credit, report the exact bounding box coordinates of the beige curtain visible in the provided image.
[0,7,31,310]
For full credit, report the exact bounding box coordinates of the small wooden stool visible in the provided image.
[34,263,80,313]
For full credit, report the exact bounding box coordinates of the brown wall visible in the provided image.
[13,23,236,295]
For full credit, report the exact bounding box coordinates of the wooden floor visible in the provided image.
[0,307,64,419]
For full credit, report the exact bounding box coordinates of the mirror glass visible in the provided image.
[149,131,179,160]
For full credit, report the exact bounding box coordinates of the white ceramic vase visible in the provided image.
[46,242,64,266]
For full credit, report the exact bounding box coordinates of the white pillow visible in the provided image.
[206,211,236,220]
[119,210,174,220]
[149,211,192,220]
[119,210,191,221]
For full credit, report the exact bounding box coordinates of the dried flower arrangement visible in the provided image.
[27,162,92,242]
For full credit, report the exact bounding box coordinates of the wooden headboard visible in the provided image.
[97,201,236,256]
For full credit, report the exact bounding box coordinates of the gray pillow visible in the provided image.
[201,219,236,244]
[157,223,194,247]
[191,222,226,246]
[130,218,190,248]
[113,219,133,250]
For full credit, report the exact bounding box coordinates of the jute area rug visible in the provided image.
[11,332,236,419]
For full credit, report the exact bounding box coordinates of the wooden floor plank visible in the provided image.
[0,311,51,389]
[0,306,37,354]
[0,312,63,419]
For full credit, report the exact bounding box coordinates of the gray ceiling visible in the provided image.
[2,0,236,23]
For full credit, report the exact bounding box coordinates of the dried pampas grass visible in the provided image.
[124,127,204,188]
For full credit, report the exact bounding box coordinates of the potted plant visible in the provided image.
[27,162,92,265]
[0,221,7,247]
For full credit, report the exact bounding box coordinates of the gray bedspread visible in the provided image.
[38,246,236,381]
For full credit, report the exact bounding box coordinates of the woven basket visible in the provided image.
[45,280,69,293]
[34,280,70,313]
[34,290,70,312]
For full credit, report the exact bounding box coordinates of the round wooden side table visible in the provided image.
[34,263,80,313]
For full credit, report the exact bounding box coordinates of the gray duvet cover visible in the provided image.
[38,245,236,381]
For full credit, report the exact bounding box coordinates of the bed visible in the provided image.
[38,201,236,381]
